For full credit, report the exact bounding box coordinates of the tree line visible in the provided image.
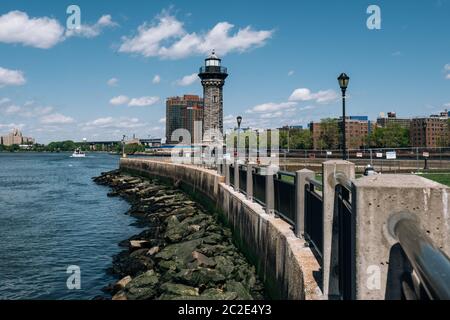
[0,140,145,154]
[278,119,414,150]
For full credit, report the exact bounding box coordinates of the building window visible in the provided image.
[213,96,218,103]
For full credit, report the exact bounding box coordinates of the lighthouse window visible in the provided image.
[213,96,218,103]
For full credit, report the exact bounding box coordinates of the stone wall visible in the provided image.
[120,158,322,300]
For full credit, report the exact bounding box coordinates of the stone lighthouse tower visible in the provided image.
[198,50,228,143]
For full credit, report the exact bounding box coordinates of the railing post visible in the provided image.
[265,164,278,215]
[296,169,314,238]
[352,174,450,299]
[322,160,355,299]
[234,160,240,192]
[246,163,254,201]
[225,161,230,186]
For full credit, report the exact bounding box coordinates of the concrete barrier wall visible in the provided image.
[120,158,322,300]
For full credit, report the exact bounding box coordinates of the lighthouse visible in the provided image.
[198,50,228,143]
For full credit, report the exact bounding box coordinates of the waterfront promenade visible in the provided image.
[119,157,450,300]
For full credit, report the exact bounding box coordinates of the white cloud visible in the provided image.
[289,88,338,104]
[65,14,117,38]
[299,105,316,111]
[82,117,146,130]
[40,113,74,124]
[3,105,21,115]
[260,111,284,118]
[0,98,11,105]
[152,75,161,84]
[175,73,198,86]
[110,95,160,107]
[288,70,294,76]
[0,67,26,87]
[109,95,130,105]
[107,78,119,86]
[0,100,53,117]
[158,117,166,123]
[0,11,64,49]
[246,102,297,113]
[446,74,450,80]
[223,114,235,124]
[128,96,160,107]
[0,122,25,130]
[444,64,450,71]
[119,12,273,59]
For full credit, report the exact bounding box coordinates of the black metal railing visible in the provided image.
[390,216,450,300]
[274,171,296,225]
[252,167,266,206]
[199,66,228,74]
[304,177,323,257]
[239,165,247,194]
[335,173,354,300]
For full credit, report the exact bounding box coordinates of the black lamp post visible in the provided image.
[338,73,350,160]
[236,116,242,160]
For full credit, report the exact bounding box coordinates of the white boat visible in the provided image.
[71,148,86,158]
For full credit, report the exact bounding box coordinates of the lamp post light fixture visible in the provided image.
[236,116,242,161]
[122,134,126,158]
[338,73,350,160]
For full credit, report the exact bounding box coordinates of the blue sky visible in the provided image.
[0,0,449,143]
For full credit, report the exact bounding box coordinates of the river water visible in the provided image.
[0,152,137,299]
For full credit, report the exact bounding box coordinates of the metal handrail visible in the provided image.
[390,216,450,300]
[335,171,353,190]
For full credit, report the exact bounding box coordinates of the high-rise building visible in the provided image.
[0,128,34,146]
[198,50,228,143]
[410,116,449,148]
[377,112,411,129]
[165,95,204,144]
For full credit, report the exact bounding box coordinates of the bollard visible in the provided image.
[296,169,314,238]
[265,164,278,215]
[234,161,240,192]
[322,160,355,299]
[225,162,230,186]
[246,163,254,201]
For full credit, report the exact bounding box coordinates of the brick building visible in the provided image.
[310,117,375,150]
[165,95,204,144]
[410,116,449,148]
[377,112,411,129]
[0,128,34,146]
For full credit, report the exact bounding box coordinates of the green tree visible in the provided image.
[124,143,145,154]
[367,124,410,148]
[318,118,340,150]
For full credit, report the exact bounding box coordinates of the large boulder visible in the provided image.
[113,276,132,293]
[124,270,159,300]
[160,282,199,297]
[225,281,253,300]
[200,288,238,300]
[214,256,235,276]
[155,238,203,263]
[174,267,226,287]
[190,251,216,268]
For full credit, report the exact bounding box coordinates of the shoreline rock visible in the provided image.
[94,170,265,300]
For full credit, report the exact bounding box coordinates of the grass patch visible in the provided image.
[417,173,450,187]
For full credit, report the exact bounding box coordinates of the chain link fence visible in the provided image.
[280,147,450,173]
